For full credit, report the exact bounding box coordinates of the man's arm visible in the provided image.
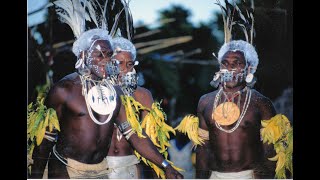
[115,104,183,179]
[29,84,66,178]
[255,96,277,178]
[196,95,211,178]
[134,87,161,178]
[128,132,182,178]
[134,87,154,119]
[29,135,56,178]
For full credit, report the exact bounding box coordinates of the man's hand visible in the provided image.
[164,165,183,179]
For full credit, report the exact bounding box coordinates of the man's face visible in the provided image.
[113,51,134,78]
[86,39,113,78]
[220,51,246,88]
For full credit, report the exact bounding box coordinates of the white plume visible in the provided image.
[53,0,110,39]
[53,0,90,39]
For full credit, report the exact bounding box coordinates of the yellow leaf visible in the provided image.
[27,113,37,134]
[275,152,286,172]
[43,111,50,129]
[261,120,269,127]
[49,121,53,132]
[36,126,46,145]
[50,117,60,131]
[28,143,35,157]
[49,110,60,131]
[121,95,145,138]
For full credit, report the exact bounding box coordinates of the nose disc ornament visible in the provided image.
[87,85,116,115]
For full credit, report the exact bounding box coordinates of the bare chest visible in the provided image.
[203,92,261,133]
[65,85,118,119]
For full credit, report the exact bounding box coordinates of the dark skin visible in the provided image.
[196,51,276,178]
[29,40,183,179]
[108,51,160,178]
[107,51,182,179]
[108,85,154,156]
[29,39,118,178]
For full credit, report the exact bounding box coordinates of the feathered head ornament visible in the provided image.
[218,40,258,74]
[51,0,134,68]
[53,0,109,55]
[112,37,137,61]
[215,0,258,73]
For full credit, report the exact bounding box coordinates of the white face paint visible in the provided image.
[105,59,120,76]
[218,51,247,88]
[121,68,138,88]
[86,39,114,79]
[219,68,246,83]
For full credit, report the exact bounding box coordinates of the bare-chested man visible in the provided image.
[29,29,183,179]
[106,37,156,178]
[196,40,276,179]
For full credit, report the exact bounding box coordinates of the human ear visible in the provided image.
[210,72,221,88]
[245,66,256,87]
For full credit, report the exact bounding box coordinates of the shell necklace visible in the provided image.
[79,75,117,125]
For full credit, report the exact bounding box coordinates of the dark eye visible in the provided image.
[97,53,103,58]
[221,62,228,67]
[237,61,244,66]
[107,52,113,57]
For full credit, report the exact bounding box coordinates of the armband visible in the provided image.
[161,160,170,168]
[117,121,131,132]
[44,131,58,142]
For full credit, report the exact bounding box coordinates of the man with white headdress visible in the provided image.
[105,36,180,179]
[174,1,285,179]
[28,0,183,179]
[195,39,277,179]
[194,1,280,178]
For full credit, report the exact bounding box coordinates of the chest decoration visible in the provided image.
[87,85,116,115]
[213,102,240,125]
[80,75,117,125]
[212,87,252,133]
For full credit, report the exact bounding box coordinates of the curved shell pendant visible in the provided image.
[87,85,116,115]
[212,102,240,125]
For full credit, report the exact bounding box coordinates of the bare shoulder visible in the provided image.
[51,73,79,92]
[133,86,154,108]
[197,90,219,113]
[60,72,80,83]
[46,73,79,107]
[250,89,276,119]
[250,89,274,107]
[134,86,153,100]
[135,86,152,98]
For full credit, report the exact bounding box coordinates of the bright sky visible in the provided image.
[28,0,220,27]
[130,0,220,27]
[28,0,49,27]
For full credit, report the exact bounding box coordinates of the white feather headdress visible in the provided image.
[215,0,258,73]
[215,0,255,44]
[51,0,109,58]
[112,37,136,60]
[51,0,133,57]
